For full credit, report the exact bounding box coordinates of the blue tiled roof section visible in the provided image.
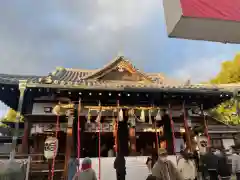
[0,73,40,84]
[52,68,93,81]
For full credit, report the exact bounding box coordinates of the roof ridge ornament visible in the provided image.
[38,74,53,84]
[117,51,124,58]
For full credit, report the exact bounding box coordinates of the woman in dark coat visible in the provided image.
[114,153,126,180]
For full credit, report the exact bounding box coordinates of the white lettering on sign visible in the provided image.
[31,123,67,134]
[85,123,159,132]
[44,137,58,159]
[85,123,114,132]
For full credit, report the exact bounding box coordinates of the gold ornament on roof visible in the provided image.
[38,75,53,84]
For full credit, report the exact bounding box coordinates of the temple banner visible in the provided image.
[163,0,240,43]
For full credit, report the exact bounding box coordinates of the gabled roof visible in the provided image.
[49,56,182,85]
[82,56,153,81]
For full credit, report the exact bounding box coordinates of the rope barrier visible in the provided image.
[116,100,120,153]
[154,120,159,152]
[50,111,60,180]
[98,117,101,180]
[77,98,81,171]
[96,101,102,180]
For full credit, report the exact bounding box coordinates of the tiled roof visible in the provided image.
[0,72,235,95]
[46,68,178,85]
[0,56,237,93]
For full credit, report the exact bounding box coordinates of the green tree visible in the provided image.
[210,54,240,125]
[0,109,24,123]
[211,54,240,84]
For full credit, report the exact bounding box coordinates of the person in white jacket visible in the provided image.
[177,153,196,180]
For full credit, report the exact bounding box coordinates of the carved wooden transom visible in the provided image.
[98,69,145,81]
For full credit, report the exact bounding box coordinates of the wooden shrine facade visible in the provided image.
[0,55,237,179]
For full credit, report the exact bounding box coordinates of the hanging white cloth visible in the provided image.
[128,109,136,127]
[119,109,124,122]
[140,109,145,122]
[155,109,162,121]
[148,109,152,124]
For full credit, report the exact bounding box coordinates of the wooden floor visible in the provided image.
[30,162,64,180]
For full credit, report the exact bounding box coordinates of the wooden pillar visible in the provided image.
[21,119,31,154]
[183,107,192,152]
[129,128,136,153]
[63,111,74,180]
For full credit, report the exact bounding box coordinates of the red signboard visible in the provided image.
[181,0,240,21]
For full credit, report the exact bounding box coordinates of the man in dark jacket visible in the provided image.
[114,153,126,180]
[217,150,232,180]
[201,147,219,180]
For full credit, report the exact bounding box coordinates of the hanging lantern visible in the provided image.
[119,109,124,122]
[87,109,91,124]
[44,136,59,159]
[155,109,162,121]
[140,109,145,122]
[148,109,152,124]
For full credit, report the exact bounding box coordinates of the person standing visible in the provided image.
[217,150,232,180]
[231,149,240,180]
[177,153,196,180]
[72,157,97,180]
[201,147,219,180]
[114,153,126,180]
[68,154,79,180]
[152,148,183,180]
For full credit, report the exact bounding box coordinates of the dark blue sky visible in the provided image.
[0,0,239,83]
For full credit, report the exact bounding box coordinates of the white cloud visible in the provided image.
[92,0,161,31]
[172,57,225,83]
[0,0,162,75]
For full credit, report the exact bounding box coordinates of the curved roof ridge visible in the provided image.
[65,68,96,73]
[83,56,123,79]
